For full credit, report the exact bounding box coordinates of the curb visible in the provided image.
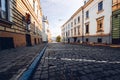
[19,44,48,80]
[69,43,120,48]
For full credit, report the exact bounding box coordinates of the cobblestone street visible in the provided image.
[31,43,120,80]
[0,44,46,80]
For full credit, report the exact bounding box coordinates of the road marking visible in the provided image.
[45,57,120,64]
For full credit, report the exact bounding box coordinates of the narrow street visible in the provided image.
[0,0,120,80]
[30,43,120,80]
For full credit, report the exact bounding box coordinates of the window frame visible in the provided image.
[96,16,104,32]
[98,1,103,11]
[33,0,35,11]
[74,19,76,25]
[71,29,73,36]
[74,27,76,35]
[0,0,8,20]
[85,24,89,34]
[71,22,73,27]
[78,16,80,23]
[86,10,89,19]
[86,38,89,42]
[84,1,86,5]
[68,30,70,36]
[78,26,80,35]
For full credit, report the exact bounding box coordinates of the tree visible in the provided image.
[56,35,61,42]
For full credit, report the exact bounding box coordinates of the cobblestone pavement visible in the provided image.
[31,43,120,80]
[0,44,46,80]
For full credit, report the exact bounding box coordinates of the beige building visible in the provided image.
[47,27,52,43]
[0,0,43,50]
[61,0,112,44]
[42,16,52,43]
[112,0,120,44]
[42,16,49,43]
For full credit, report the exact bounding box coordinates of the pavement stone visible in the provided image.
[0,44,46,80]
[29,43,120,80]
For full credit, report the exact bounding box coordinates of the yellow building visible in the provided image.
[112,0,120,44]
[0,0,43,50]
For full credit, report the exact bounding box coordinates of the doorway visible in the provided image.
[26,34,32,46]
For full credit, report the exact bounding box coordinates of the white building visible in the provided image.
[42,16,49,43]
[61,0,112,44]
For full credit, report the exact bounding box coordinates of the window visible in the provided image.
[74,27,76,35]
[66,32,68,36]
[68,30,70,36]
[85,24,89,34]
[78,16,80,23]
[34,38,37,45]
[34,22,36,34]
[84,1,86,4]
[71,22,73,27]
[98,38,102,43]
[0,0,8,20]
[74,19,76,25]
[71,29,73,36]
[86,38,89,42]
[86,11,89,19]
[33,1,35,11]
[37,10,38,17]
[66,26,67,30]
[96,17,104,32]
[68,24,70,29]
[98,1,103,11]
[78,26,80,35]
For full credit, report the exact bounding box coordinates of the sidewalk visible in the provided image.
[89,43,120,48]
[110,45,120,48]
[0,44,46,80]
[69,42,120,48]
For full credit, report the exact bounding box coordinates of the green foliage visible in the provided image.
[56,35,61,42]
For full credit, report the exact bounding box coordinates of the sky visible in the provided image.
[40,0,84,38]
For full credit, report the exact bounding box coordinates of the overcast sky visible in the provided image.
[40,0,84,37]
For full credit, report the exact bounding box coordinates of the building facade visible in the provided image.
[47,27,52,43]
[61,0,112,44]
[42,16,49,43]
[0,0,43,50]
[112,0,120,44]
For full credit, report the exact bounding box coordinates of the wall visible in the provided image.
[0,0,43,50]
[0,31,26,47]
[61,0,112,44]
